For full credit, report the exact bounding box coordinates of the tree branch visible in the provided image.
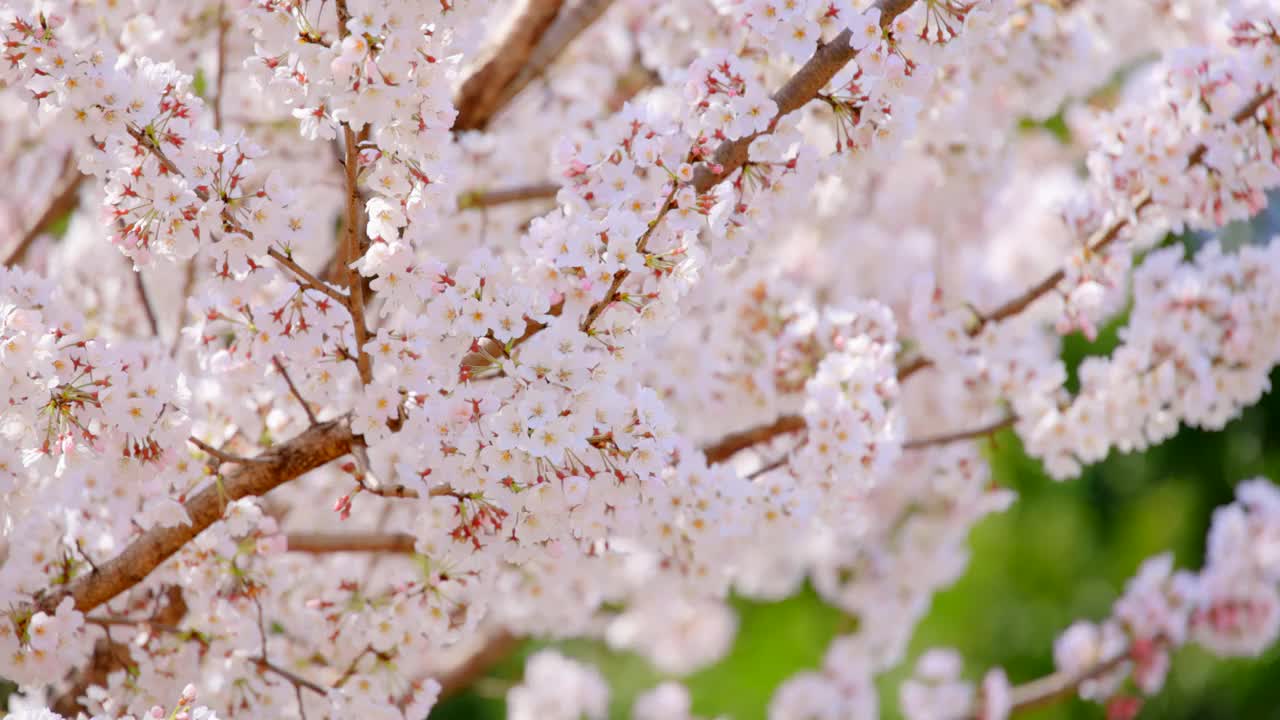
[338,124,373,385]
[452,0,566,131]
[131,265,161,338]
[188,436,269,466]
[579,183,678,333]
[701,411,1015,465]
[213,0,228,132]
[963,647,1131,719]
[170,252,200,357]
[36,419,355,614]
[1008,653,1128,715]
[456,182,560,210]
[691,0,918,194]
[273,356,319,425]
[53,586,188,716]
[481,0,617,126]
[455,0,617,131]
[701,414,806,464]
[437,631,521,699]
[254,656,329,696]
[285,532,416,553]
[903,415,1015,450]
[901,87,1277,382]
[267,247,350,307]
[3,156,81,267]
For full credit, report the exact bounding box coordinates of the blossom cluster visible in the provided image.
[1049,477,1280,717]
[2,0,1280,718]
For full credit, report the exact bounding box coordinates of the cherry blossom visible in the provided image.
[1,0,1280,717]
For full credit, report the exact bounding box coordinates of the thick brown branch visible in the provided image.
[701,414,806,465]
[286,532,416,554]
[4,157,81,267]
[340,127,373,385]
[437,631,522,699]
[37,419,355,614]
[484,0,617,125]
[691,0,917,194]
[455,0,617,131]
[453,0,566,131]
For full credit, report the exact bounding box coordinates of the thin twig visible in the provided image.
[579,183,679,333]
[84,616,185,635]
[334,646,379,688]
[170,253,199,357]
[214,0,227,132]
[267,248,350,307]
[900,87,1276,383]
[253,656,329,696]
[745,451,795,480]
[273,356,319,425]
[286,532,417,553]
[903,416,1016,450]
[131,265,161,337]
[188,436,270,465]
[125,126,352,312]
[456,182,560,210]
[971,647,1133,718]
[980,87,1277,328]
[702,412,1015,465]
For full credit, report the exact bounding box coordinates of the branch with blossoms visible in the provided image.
[905,478,1280,720]
[494,0,923,359]
[691,0,919,192]
[703,85,1278,466]
[900,85,1279,380]
[5,1,1280,718]
[34,418,354,615]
